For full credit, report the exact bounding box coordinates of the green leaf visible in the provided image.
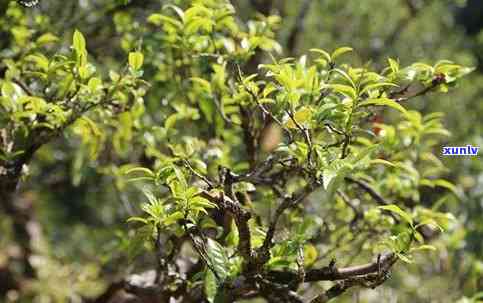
[164,211,184,225]
[358,97,408,115]
[225,220,239,247]
[129,51,144,70]
[323,159,352,190]
[185,18,214,35]
[78,65,90,79]
[186,186,201,199]
[148,14,183,28]
[352,144,380,163]
[36,33,59,45]
[204,269,217,303]
[414,231,424,243]
[267,257,292,268]
[309,48,331,62]
[206,238,229,280]
[410,245,437,253]
[415,219,444,233]
[164,113,178,129]
[190,196,217,209]
[304,244,318,266]
[378,204,413,226]
[73,29,87,55]
[1,81,17,99]
[332,68,356,88]
[369,159,396,167]
[25,54,49,72]
[323,159,353,202]
[326,84,357,99]
[109,70,120,82]
[126,217,148,224]
[433,179,458,196]
[388,58,399,74]
[172,165,188,190]
[87,77,102,91]
[396,253,413,263]
[191,77,212,93]
[331,47,353,60]
[285,107,313,129]
[125,167,155,177]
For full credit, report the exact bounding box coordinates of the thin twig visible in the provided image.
[395,81,443,103]
[183,159,214,189]
[285,108,314,167]
[182,221,221,281]
[344,177,389,206]
[12,78,33,96]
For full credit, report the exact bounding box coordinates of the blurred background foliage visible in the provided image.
[0,0,481,302]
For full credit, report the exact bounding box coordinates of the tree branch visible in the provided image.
[394,77,445,103]
[267,252,396,284]
[12,78,33,96]
[344,177,389,206]
[199,186,254,269]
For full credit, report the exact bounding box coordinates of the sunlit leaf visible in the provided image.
[379,204,413,226]
[129,52,144,70]
[73,29,86,55]
[410,245,437,253]
[304,244,318,266]
[285,107,313,129]
[331,47,353,59]
[358,97,408,115]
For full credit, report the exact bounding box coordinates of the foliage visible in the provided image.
[0,1,479,302]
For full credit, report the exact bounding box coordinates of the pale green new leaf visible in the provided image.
[204,269,217,303]
[147,14,183,28]
[73,29,86,55]
[388,58,399,74]
[369,159,396,167]
[126,217,149,224]
[332,68,356,88]
[172,165,188,190]
[433,179,458,196]
[410,245,437,253]
[164,211,184,225]
[309,48,331,62]
[358,98,408,115]
[396,253,413,263]
[326,84,357,99]
[129,52,144,70]
[125,167,155,178]
[379,204,413,226]
[36,33,59,45]
[331,47,353,60]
